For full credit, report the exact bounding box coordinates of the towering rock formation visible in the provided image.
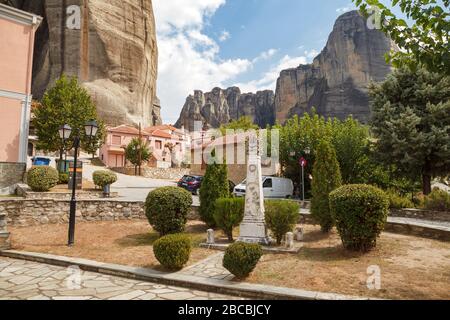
[175,11,394,129]
[275,10,394,123]
[1,0,161,127]
[175,87,275,132]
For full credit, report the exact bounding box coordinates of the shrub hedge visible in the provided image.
[214,197,245,241]
[153,234,192,270]
[27,166,59,192]
[425,188,450,211]
[58,173,70,184]
[145,187,193,236]
[330,184,389,252]
[93,170,118,188]
[387,191,414,209]
[223,242,263,279]
[265,200,300,245]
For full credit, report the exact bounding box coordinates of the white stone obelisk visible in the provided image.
[238,133,270,245]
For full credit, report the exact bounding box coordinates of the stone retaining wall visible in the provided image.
[16,184,119,201]
[390,208,449,222]
[0,162,26,194]
[0,199,200,227]
[112,167,189,180]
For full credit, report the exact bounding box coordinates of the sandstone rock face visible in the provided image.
[275,10,394,124]
[175,87,275,131]
[2,0,161,127]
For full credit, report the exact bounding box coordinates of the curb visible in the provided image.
[0,250,375,301]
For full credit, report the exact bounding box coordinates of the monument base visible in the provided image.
[238,222,271,246]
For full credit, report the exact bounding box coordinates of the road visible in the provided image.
[82,162,201,205]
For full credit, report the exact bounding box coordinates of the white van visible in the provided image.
[233,176,294,199]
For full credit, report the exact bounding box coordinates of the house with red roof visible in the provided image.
[99,124,190,169]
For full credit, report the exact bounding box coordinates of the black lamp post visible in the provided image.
[59,120,98,246]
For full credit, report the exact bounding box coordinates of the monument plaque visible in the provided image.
[238,133,271,245]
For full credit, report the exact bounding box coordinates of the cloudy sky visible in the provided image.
[152,0,394,124]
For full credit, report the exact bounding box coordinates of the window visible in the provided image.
[112,135,121,145]
[263,178,273,189]
[155,140,162,149]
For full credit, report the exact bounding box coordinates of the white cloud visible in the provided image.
[235,55,308,93]
[336,5,353,14]
[219,30,231,42]
[154,0,252,124]
[252,48,278,63]
[304,49,319,59]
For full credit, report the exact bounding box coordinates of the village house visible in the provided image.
[0,4,42,194]
[190,132,280,184]
[100,124,190,169]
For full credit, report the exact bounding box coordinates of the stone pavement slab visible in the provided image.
[0,257,243,300]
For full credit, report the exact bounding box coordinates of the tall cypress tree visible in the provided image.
[199,151,230,228]
[311,139,343,233]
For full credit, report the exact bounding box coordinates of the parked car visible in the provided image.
[178,175,203,195]
[178,175,236,196]
[233,176,294,199]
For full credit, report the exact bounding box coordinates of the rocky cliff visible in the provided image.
[175,87,275,131]
[175,11,393,129]
[275,10,394,123]
[1,0,161,127]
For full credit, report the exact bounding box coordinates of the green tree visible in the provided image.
[278,110,334,196]
[199,153,230,228]
[311,139,343,233]
[220,116,259,135]
[331,117,371,184]
[353,0,450,74]
[81,121,106,159]
[124,138,151,175]
[34,75,105,155]
[369,67,450,195]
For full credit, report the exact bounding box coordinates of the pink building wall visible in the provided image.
[0,4,42,164]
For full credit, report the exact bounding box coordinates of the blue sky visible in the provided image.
[153,0,401,124]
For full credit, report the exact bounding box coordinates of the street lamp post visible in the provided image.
[300,147,311,202]
[59,120,98,246]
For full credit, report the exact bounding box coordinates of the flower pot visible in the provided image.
[103,184,111,198]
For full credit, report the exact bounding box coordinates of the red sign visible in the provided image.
[299,157,307,168]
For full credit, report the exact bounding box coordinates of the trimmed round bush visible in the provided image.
[153,234,191,270]
[93,170,117,188]
[27,166,59,192]
[214,197,245,242]
[58,173,70,184]
[223,242,263,279]
[265,200,300,245]
[330,184,389,252]
[145,187,193,236]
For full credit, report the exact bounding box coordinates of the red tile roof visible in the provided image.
[107,125,149,136]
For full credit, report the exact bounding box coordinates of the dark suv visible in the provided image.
[178,175,236,196]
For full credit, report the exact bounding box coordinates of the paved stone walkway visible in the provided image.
[0,258,243,300]
[179,253,234,281]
